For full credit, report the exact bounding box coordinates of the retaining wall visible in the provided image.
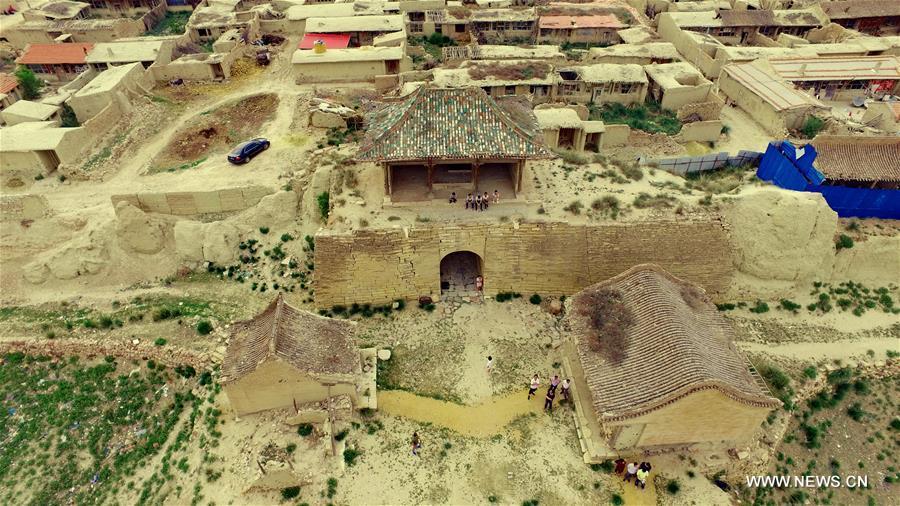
[111,185,273,216]
[314,218,735,307]
[0,338,213,369]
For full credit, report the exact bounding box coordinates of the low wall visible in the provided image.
[655,150,762,175]
[313,219,735,307]
[111,185,273,216]
[678,120,723,142]
[0,194,51,221]
[601,124,630,147]
[0,338,213,369]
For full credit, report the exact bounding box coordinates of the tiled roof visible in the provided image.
[0,73,19,94]
[569,264,779,422]
[356,87,552,162]
[718,9,776,27]
[16,43,93,65]
[822,0,900,19]
[221,295,360,383]
[769,56,900,81]
[811,135,900,183]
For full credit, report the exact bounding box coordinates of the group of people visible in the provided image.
[616,459,652,490]
[448,190,501,211]
[528,374,570,413]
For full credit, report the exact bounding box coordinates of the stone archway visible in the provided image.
[439,251,483,297]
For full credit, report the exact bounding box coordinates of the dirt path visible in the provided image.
[737,336,898,363]
[617,476,657,505]
[378,389,544,437]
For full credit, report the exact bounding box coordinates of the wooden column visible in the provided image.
[516,160,524,194]
[385,163,392,196]
[473,160,480,192]
[427,161,434,197]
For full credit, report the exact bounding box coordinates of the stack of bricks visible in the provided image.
[313,217,735,307]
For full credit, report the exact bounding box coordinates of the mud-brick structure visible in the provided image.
[564,264,779,460]
[221,295,375,416]
[355,86,552,202]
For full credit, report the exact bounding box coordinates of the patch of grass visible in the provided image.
[632,192,676,209]
[563,200,584,215]
[553,148,590,165]
[591,101,681,135]
[836,234,854,250]
[666,479,681,495]
[196,320,213,335]
[591,196,621,219]
[156,157,207,174]
[144,11,190,36]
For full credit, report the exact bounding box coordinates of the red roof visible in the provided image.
[539,15,625,29]
[16,43,94,65]
[298,33,351,50]
[0,73,18,94]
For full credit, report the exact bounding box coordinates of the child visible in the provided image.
[485,356,494,374]
[482,192,490,210]
[411,432,422,457]
[549,375,560,393]
[635,465,649,489]
[614,458,627,476]
[544,388,555,413]
[449,192,457,204]
[560,378,571,402]
[624,462,638,482]
[493,189,500,204]
[528,374,540,399]
[465,193,473,209]
[474,193,482,211]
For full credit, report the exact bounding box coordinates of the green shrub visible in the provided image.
[297,423,313,436]
[800,116,825,139]
[847,402,866,422]
[196,320,213,335]
[611,494,624,506]
[780,299,801,313]
[280,233,293,242]
[281,486,300,500]
[666,480,681,495]
[563,200,584,215]
[758,363,790,392]
[326,478,338,499]
[343,447,360,466]
[836,234,854,250]
[749,301,770,314]
[553,148,589,165]
[14,66,44,99]
[154,338,167,346]
[529,294,542,305]
[60,103,79,127]
[802,366,817,379]
[334,429,349,441]
[259,226,269,234]
[317,192,330,220]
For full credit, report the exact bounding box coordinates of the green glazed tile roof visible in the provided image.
[356,86,552,162]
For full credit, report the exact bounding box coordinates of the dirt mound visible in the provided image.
[154,93,278,169]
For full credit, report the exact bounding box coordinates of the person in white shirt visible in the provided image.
[485,355,494,374]
[527,374,540,399]
[624,462,639,482]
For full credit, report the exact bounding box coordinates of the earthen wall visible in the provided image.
[314,218,735,307]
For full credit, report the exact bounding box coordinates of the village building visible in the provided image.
[0,16,148,48]
[767,55,900,100]
[469,8,537,43]
[84,39,173,70]
[407,8,470,42]
[615,25,658,45]
[586,42,679,65]
[187,0,261,43]
[556,63,648,105]
[536,15,625,46]
[658,9,827,46]
[0,99,60,126]
[719,61,830,136]
[0,121,91,187]
[79,0,168,17]
[16,42,93,81]
[67,61,153,122]
[303,15,405,47]
[821,0,900,37]
[221,295,374,416]
[643,61,713,111]
[22,0,90,21]
[0,73,24,118]
[810,135,900,190]
[534,106,606,152]
[292,43,411,83]
[284,2,385,34]
[564,264,780,459]
[431,59,556,101]
[355,86,552,202]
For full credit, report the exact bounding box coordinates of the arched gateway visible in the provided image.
[439,251,483,296]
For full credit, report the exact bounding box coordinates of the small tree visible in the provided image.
[15,66,44,99]
[60,103,79,127]
[800,116,825,139]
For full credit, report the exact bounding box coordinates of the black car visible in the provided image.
[227,138,270,164]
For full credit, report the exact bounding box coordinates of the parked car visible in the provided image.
[227,138,270,164]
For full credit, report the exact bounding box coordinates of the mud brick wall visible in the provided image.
[0,338,213,369]
[314,218,735,307]
[110,185,273,216]
[0,194,51,221]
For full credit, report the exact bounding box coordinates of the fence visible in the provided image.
[653,150,762,175]
[757,141,900,219]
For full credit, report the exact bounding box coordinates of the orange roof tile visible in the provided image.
[539,14,624,29]
[16,43,93,65]
[0,73,19,94]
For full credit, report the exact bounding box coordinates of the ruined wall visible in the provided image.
[111,185,273,216]
[0,338,212,369]
[601,124,630,147]
[678,120,723,142]
[314,218,735,307]
[0,194,51,221]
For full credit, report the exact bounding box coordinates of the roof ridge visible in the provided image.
[269,293,284,357]
[477,88,548,155]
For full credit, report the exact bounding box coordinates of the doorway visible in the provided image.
[440,251,483,297]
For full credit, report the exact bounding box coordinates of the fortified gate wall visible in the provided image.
[314,218,735,308]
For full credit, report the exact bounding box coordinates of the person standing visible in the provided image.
[411,432,422,457]
[549,375,560,393]
[624,462,638,482]
[527,374,540,399]
[636,465,649,489]
[475,275,484,292]
[560,378,571,403]
[485,356,494,374]
[493,189,500,204]
[544,387,555,413]
[614,458,627,476]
